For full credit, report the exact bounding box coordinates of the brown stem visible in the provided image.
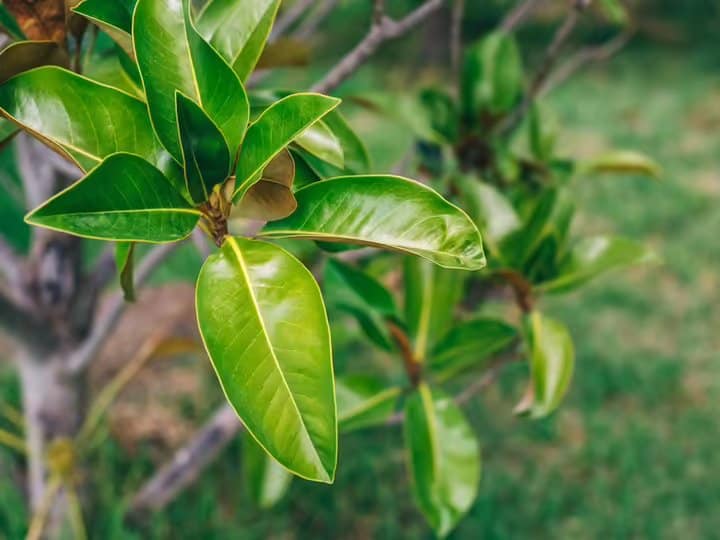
[497,269,534,313]
[387,321,422,386]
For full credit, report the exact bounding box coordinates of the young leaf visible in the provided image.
[0,40,68,84]
[336,376,401,433]
[260,176,486,270]
[536,236,658,294]
[231,148,297,221]
[195,0,280,81]
[133,0,249,161]
[176,93,231,204]
[430,318,517,380]
[0,66,173,174]
[404,384,481,538]
[72,0,136,55]
[580,150,662,179]
[233,93,341,198]
[515,312,574,419]
[196,237,337,483]
[404,257,465,362]
[244,435,292,509]
[115,242,136,301]
[294,121,344,169]
[25,153,200,242]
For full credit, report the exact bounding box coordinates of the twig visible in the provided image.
[456,353,521,405]
[270,0,315,41]
[128,404,243,517]
[311,0,447,94]
[500,0,546,32]
[450,0,465,78]
[66,243,182,375]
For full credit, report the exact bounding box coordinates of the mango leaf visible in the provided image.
[0,66,173,174]
[244,435,292,509]
[133,0,249,162]
[0,40,69,84]
[323,110,370,174]
[336,375,401,433]
[419,88,459,144]
[462,31,524,118]
[580,150,661,179]
[514,311,574,419]
[196,237,336,482]
[404,257,465,362]
[72,0,136,54]
[0,119,18,150]
[405,384,480,538]
[324,259,396,351]
[233,93,341,199]
[115,242,136,301]
[196,0,280,81]
[84,48,143,98]
[0,4,25,39]
[260,176,486,270]
[290,149,322,187]
[3,0,66,42]
[430,318,517,380]
[499,188,557,269]
[176,93,231,204]
[25,153,200,242]
[536,235,657,294]
[294,121,344,169]
[232,148,296,221]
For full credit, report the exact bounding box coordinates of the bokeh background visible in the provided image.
[1,1,719,538]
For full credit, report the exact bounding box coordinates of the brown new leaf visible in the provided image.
[4,0,66,42]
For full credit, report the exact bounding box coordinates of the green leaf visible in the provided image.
[322,110,370,174]
[0,5,25,39]
[500,188,557,269]
[0,66,173,173]
[25,153,200,242]
[404,257,465,362]
[537,235,657,294]
[115,242,136,301]
[527,102,557,162]
[233,93,341,199]
[462,31,524,118]
[0,119,18,151]
[430,318,517,380]
[404,384,480,538]
[176,93,231,204]
[597,0,629,25]
[456,176,521,246]
[72,0,136,54]
[133,0,249,162]
[244,435,292,509]
[231,148,297,221]
[580,150,661,179]
[196,0,280,81]
[261,176,486,270]
[84,47,143,98]
[0,40,69,84]
[420,88,459,143]
[196,237,336,482]
[336,376,401,433]
[515,311,574,419]
[294,121,344,169]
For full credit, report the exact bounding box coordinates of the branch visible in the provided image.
[311,0,447,94]
[66,242,182,375]
[500,0,546,33]
[450,0,465,79]
[128,404,242,518]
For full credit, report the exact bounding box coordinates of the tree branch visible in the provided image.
[128,404,243,518]
[66,242,182,375]
[311,0,447,94]
[500,0,546,33]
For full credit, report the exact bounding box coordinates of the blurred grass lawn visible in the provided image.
[1,42,719,539]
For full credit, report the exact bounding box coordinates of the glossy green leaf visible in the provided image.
[456,175,521,247]
[500,188,557,269]
[261,176,486,270]
[0,119,18,150]
[580,150,661,179]
[196,0,280,81]
[176,93,231,204]
[0,40,68,84]
[115,242,136,301]
[462,31,524,117]
[233,93,341,198]
[404,257,465,362]
[72,0,136,54]
[323,109,370,174]
[84,48,143,98]
[515,311,574,419]
[25,153,200,242]
[0,66,172,173]
[405,384,480,538]
[196,237,336,482]
[430,318,517,379]
[336,376,401,433]
[537,235,657,294]
[244,435,292,509]
[133,0,249,162]
[232,148,297,221]
[294,121,344,169]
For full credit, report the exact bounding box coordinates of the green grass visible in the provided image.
[1,42,719,539]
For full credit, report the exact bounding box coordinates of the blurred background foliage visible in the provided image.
[2,0,720,538]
